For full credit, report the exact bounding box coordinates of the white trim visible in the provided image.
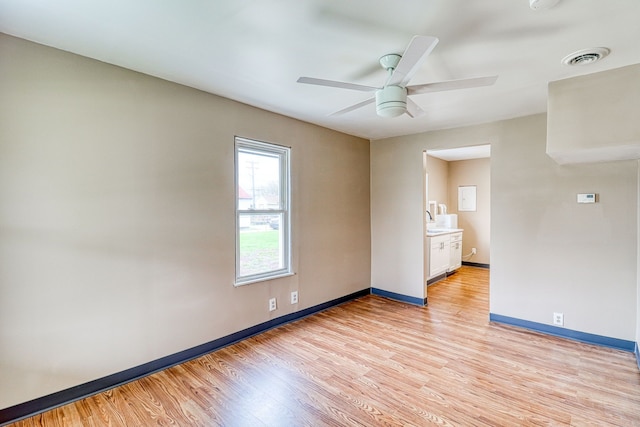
[234,137,292,285]
[235,272,295,287]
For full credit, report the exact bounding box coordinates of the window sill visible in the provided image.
[234,271,295,287]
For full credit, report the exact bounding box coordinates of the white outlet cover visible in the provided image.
[553,312,564,326]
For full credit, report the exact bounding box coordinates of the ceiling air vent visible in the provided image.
[562,47,610,66]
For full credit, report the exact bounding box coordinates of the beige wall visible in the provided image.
[0,34,371,408]
[448,158,490,264]
[426,155,448,218]
[492,115,636,338]
[548,65,640,350]
[372,114,637,342]
[425,155,491,265]
[547,64,640,164]
[371,139,424,299]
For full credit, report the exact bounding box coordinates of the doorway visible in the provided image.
[423,145,491,300]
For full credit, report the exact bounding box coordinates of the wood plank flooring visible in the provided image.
[8,266,640,426]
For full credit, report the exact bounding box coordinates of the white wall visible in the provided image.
[372,114,637,341]
[0,34,371,408]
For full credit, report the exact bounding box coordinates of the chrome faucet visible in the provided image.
[426,210,433,221]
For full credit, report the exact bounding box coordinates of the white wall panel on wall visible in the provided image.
[458,186,477,212]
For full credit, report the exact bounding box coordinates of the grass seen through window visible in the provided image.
[239,230,280,276]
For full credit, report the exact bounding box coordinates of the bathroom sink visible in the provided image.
[427,229,449,234]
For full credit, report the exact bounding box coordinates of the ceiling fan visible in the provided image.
[297,35,498,118]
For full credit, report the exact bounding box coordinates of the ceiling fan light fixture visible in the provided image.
[379,54,402,71]
[297,35,497,119]
[376,86,407,118]
[529,0,560,10]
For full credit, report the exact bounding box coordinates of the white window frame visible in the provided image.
[234,137,292,286]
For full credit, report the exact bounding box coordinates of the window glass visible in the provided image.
[235,138,291,285]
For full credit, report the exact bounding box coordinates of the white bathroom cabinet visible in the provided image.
[448,232,463,272]
[427,230,463,280]
[428,234,451,278]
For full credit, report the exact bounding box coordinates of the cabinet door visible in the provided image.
[449,239,462,271]
[429,235,450,277]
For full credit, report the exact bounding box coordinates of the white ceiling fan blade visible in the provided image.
[406,98,425,118]
[407,75,498,96]
[297,77,378,92]
[387,36,439,87]
[330,97,375,116]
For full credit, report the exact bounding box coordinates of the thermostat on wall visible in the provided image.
[577,193,597,203]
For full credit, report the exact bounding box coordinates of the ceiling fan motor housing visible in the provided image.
[376,86,407,118]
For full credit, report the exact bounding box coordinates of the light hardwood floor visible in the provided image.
[8,266,640,426]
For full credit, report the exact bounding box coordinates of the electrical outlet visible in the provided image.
[471,248,477,255]
[290,291,298,304]
[553,312,564,326]
[269,298,277,312]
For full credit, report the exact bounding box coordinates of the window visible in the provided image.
[235,137,291,285]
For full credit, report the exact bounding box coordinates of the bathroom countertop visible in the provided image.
[426,228,464,237]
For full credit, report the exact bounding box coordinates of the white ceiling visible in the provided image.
[1,0,639,140]
[428,145,491,162]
